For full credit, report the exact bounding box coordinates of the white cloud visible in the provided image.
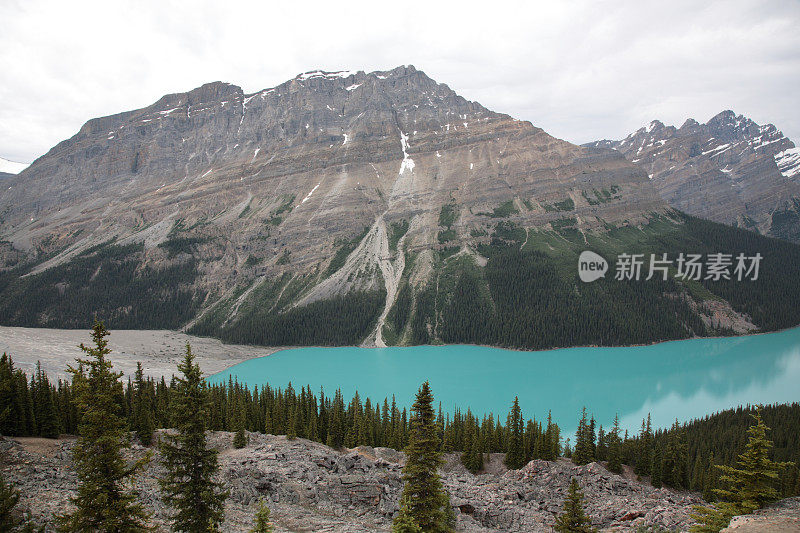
[1,0,798,163]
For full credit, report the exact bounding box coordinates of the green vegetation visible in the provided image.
[250,500,275,533]
[0,472,33,532]
[554,479,597,533]
[159,344,228,532]
[389,219,410,253]
[582,187,621,206]
[0,243,202,330]
[57,322,152,532]
[488,200,519,218]
[384,281,413,345]
[325,226,370,277]
[265,195,296,226]
[276,250,291,265]
[159,235,208,258]
[394,382,452,533]
[437,228,456,243]
[411,213,800,350]
[545,197,576,212]
[133,362,154,446]
[194,289,386,346]
[691,409,794,532]
[438,201,457,228]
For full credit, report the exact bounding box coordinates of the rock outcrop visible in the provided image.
[1,431,702,532]
[586,111,800,242]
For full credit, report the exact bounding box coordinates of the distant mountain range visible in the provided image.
[586,111,800,242]
[1,67,799,349]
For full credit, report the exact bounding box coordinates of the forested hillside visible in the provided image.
[2,212,800,350]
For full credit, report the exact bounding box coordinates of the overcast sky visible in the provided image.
[1,0,799,164]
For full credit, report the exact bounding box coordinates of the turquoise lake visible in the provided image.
[209,327,800,435]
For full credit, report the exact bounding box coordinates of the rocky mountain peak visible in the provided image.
[585,110,800,241]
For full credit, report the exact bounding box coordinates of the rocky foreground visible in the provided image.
[1,430,706,532]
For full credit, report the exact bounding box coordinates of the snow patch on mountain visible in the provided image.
[775,147,800,179]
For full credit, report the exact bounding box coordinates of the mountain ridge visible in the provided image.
[585,110,800,242]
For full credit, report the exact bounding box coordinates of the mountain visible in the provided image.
[586,111,800,242]
[1,68,800,349]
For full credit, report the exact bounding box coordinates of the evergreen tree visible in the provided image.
[0,473,30,532]
[504,397,525,469]
[651,445,663,488]
[133,363,154,446]
[287,403,298,440]
[692,406,796,533]
[33,363,59,439]
[233,399,249,449]
[394,381,452,533]
[662,419,689,489]
[0,354,23,437]
[606,414,623,474]
[635,415,653,478]
[57,322,151,532]
[573,408,595,466]
[689,502,742,533]
[553,478,596,533]
[461,412,483,474]
[392,495,423,533]
[715,409,793,509]
[249,500,274,533]
[159,344,228,532]
[543,411,559,461]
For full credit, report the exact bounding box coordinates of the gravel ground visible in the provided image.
[0,326,279,380]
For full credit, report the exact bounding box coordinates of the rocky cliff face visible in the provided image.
[586,111,800,242]
[0,65,672,343]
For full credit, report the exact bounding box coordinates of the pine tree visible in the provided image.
[0,472,29,532]
[692,406,796,533]
[392,495,423,533]
[573,407,595,466]
[34,363,59,439]
[250,500,275,533]
[287,403,298,440]
[689,502,741,533]
[0,354,23,437]
[635,415,653,478]
[651,445,663,488]
[133,362,154,446]
[606,414,623,474]
[394,381,452,533]
[716,409,794,508]
[233,398,249,449]
[504,397,525,469]
[553,478,596,533]
[662,419,689,489]
[543,410,559,461]
[159,344,228,532]
[461,412,483,474]
[57,322,151,532]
